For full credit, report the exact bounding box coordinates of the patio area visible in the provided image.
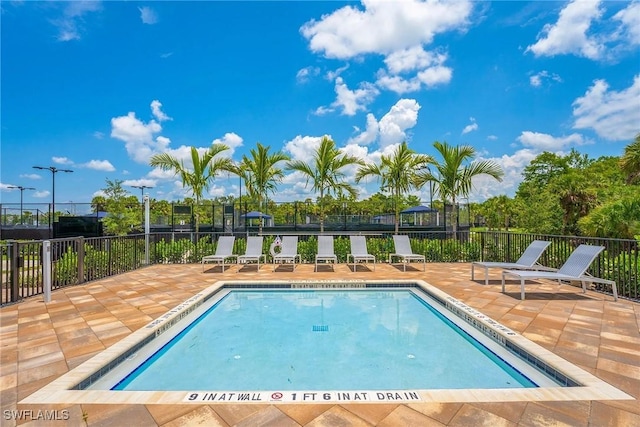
[1,262,638,426]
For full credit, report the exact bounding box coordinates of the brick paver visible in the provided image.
[1,262,638,426]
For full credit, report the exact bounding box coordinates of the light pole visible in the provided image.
[131,185,153,226]
[7,185,35,225]
[131,185,153,199]
[32,166,73,235]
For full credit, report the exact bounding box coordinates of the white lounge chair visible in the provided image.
[502,244,618,301]
[347,235,376,271]
[273,236,301,271]
[315,235,337,271]
[237,236,266,272]
[388,235,425,271]
[471,240,552,285]
[201,235,236,272]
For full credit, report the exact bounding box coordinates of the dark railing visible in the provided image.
[1,231,637,306]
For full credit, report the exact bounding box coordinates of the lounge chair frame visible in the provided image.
[273,236,301,271]
[501,244,618,301]
[471,240,552,285]
[315,235,337,272]
[237,236,266,272]
[201,235,237,272]
[347,235,376,271]
[388,235,425,271]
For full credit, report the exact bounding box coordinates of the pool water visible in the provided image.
[114,289,537,391]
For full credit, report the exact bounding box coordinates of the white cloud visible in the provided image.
[52,1,102,42]
[83,160,115,171]
[122,179,157,189]
[151,100,171,122]
[160,52,174,59]
[529,70,563,88]
[462,117,478,135]
[33,191,50,199]
[384,46,447,74]
[379,99,421,147]
[376,58,452,94]
[53,157,73,165]
[572,75,640,141]
[487,135,498,141]
[613,1,640,46]
[139,6,158,25]
[517,131,586,151]
[283,135,326,163]
[110,112,168,163]
[318,77,379,116]
[348,113,379,145]
[526,0,604,59]
[301,0,472,59]
[375,74,422,94]
[296,66,320,83]
[416,65,452,87]
[93,131,105,139]
[467,149,539,200]
[148,168,176,180]
[211,132,243,156]
[347,99,421,148]
[325,64,349,81]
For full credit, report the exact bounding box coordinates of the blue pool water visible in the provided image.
[114,289,537,391]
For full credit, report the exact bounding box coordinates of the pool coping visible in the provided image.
[20,279,633,405]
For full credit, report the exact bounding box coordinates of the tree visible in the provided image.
[149,144,234,232]
[478,195,516,230]
[579,192,640,239]
[356,142,432,234]
[287,136,363,232]
[236,142,290,234]
[100,179,140,235]
[417,141,504,234]
[620,134,640,184]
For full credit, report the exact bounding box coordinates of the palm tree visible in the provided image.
[149,143,234,232]
[416,141,504,234]
[356,141,433,234]
[287,136,363,232]
[620,134,640,184]
[236,142,290,234]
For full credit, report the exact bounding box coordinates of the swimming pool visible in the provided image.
[110,289,539,391]
[22,280,632,405]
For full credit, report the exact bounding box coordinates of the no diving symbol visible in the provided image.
[271,392,283,400]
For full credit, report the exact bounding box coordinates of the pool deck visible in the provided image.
[1,262,639,426]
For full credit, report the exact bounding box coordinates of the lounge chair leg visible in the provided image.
[520,279,526,300]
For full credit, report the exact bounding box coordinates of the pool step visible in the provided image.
[312,325,329,332]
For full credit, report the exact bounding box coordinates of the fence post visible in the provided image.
[144,195,150,265]
[9,240,19,303]
[77,237,85,284]
[43,240,52,303]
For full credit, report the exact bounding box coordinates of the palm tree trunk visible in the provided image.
[319,189,325,233]
[394,188,400,234]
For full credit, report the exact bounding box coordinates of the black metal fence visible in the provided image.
[1,231,637,306]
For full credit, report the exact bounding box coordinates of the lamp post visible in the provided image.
[131,185,153,226]
[7,185,35,225]
[131,185,153,199]
[32,166,73,235]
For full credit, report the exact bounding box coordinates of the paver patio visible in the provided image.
[1,262,638,426]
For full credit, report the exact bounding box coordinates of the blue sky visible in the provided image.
[2,0,639,209]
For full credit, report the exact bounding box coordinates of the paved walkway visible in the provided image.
[1,263,638,426]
